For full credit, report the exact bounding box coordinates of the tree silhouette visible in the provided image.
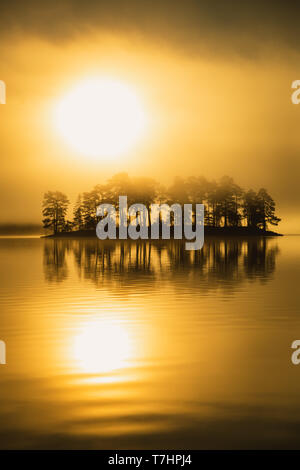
[42,191,69,234]
[217,176,243,227]
[131,176,158,226]
[243,189,260,228]
[42,174,281,234]
[257,188,281,230]
[73,194,84,230]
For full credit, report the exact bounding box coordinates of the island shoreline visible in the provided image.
[42,227,283,239]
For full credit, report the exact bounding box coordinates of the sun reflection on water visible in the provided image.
[73,319,133,376]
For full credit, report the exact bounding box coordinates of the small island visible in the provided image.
[42,173,282,238]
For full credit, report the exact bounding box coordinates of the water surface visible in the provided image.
[0,236,300,449]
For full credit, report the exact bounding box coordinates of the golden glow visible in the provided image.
[54,77,148,159]
[73,319,132,374]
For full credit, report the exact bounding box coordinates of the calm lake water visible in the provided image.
[0,236,300,449]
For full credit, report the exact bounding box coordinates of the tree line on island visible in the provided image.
[42,173,281,235]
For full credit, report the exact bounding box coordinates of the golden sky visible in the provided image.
[0,1,300,232]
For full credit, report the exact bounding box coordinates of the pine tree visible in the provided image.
[73,194,84,230]
[42,191,69,234]
[257,188,281,231]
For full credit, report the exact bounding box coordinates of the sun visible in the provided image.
[54,78,148,159]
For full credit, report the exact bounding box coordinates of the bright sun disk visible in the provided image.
[54,78,147,159]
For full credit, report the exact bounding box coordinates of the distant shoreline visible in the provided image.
[42,226,283,239]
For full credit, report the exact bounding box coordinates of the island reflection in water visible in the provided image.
[43,237,278,287]
[1,236,300,449]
